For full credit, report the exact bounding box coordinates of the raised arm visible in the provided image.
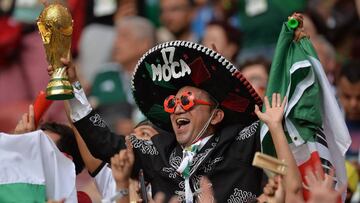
[48,58,127,163]
[63,101,103,174]
[111,140,134,203]
[255,93,303,202]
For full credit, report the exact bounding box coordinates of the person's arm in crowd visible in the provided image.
[257,176,285,203]
[47,58,127,163]
[110,139,134,203]
[255,93,303,202]
[71,125,103,174]
[14,104,35,134]
[64,101,103,174]
[305,166,346,203]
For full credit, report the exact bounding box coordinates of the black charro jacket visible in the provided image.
[75,110,263,202]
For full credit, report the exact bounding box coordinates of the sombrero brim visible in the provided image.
[132,41,262,131]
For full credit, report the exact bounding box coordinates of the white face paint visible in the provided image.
[151,47,191,82]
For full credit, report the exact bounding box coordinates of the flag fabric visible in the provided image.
[260,22,352,200]
[0,130,77,203]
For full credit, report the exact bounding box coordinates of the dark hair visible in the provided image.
[187,0,195,7]
[207,20,242,61]
[40,122,85,175]
[135,119,172,136]
[339,60,360,84]
[207,20,242,47]
[239,56,271,74]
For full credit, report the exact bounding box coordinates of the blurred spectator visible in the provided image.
[40,122,85,175]
[337,61,360,160]
[77,0,120,87]
[307,0,359,46]
[202,20,241,62]
[192,0,240,39]
[158,0,197,42]
[304,14,338,86]
[90,16,156,134]
[0,0,14,15]
[77,0,140,87]
[307,0,360,66]
[237,0,306,64]
[312,35,337,85]
[77,24,116,88]
[239,57,270,99]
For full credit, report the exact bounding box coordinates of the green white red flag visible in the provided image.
[260,21,351,201]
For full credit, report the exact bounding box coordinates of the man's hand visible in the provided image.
[260,176,285,203]
[14,105,35,134]
[198,177,215,203]
[305,167,345,203]
[255,93,286,128]
[47,58,78,83]
[111,139,135,187]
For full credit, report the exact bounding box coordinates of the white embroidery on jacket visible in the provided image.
[236,121,259,141]
[129,135,159,155]
[227,188,257,203]
[161,150,182,179]
[89,114,106,127]
[203,156,224,173]
[189,139,218,175]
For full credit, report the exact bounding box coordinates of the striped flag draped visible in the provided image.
[260,21,351,200]
[0,130,77,203]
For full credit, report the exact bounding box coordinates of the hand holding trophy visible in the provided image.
[37,2,74,100]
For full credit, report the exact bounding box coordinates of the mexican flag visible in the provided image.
[260,22,351,200]
[0,130,77,203]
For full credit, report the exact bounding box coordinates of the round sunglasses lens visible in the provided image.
[181,95,190,105]
[167,98,176,108]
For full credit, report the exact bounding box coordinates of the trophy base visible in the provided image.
[46,78,74,100]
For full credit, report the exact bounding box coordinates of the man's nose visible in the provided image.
[349,98,359,108]
[173,104,185,114]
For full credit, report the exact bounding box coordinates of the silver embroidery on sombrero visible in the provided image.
[236,121,259,141]
[89,114,106,128]
[129,135,159,155]
[227,188,257,203]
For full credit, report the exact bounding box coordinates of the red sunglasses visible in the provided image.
[163,91,213,113]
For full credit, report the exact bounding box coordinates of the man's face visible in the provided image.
[113,25,145,67]
[241,64,268,98]
[202,25,227,56]
[132,125,159,140]
[160,0,193,36]
[169,86,214,147]
[338,77,360,121]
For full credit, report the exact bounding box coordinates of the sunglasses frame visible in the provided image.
[163,91,213,113]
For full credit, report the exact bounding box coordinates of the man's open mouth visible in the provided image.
[176,118,190,129]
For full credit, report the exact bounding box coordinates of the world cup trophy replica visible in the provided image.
[37,3,74,100]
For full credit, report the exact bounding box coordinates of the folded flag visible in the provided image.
[0,130,77,203]
[260,19,351,201]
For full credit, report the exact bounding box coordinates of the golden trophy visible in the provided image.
[37,3,74,100]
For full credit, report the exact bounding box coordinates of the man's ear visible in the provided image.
[210,109,224,125]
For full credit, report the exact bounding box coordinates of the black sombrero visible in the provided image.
[132,41,263,131]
